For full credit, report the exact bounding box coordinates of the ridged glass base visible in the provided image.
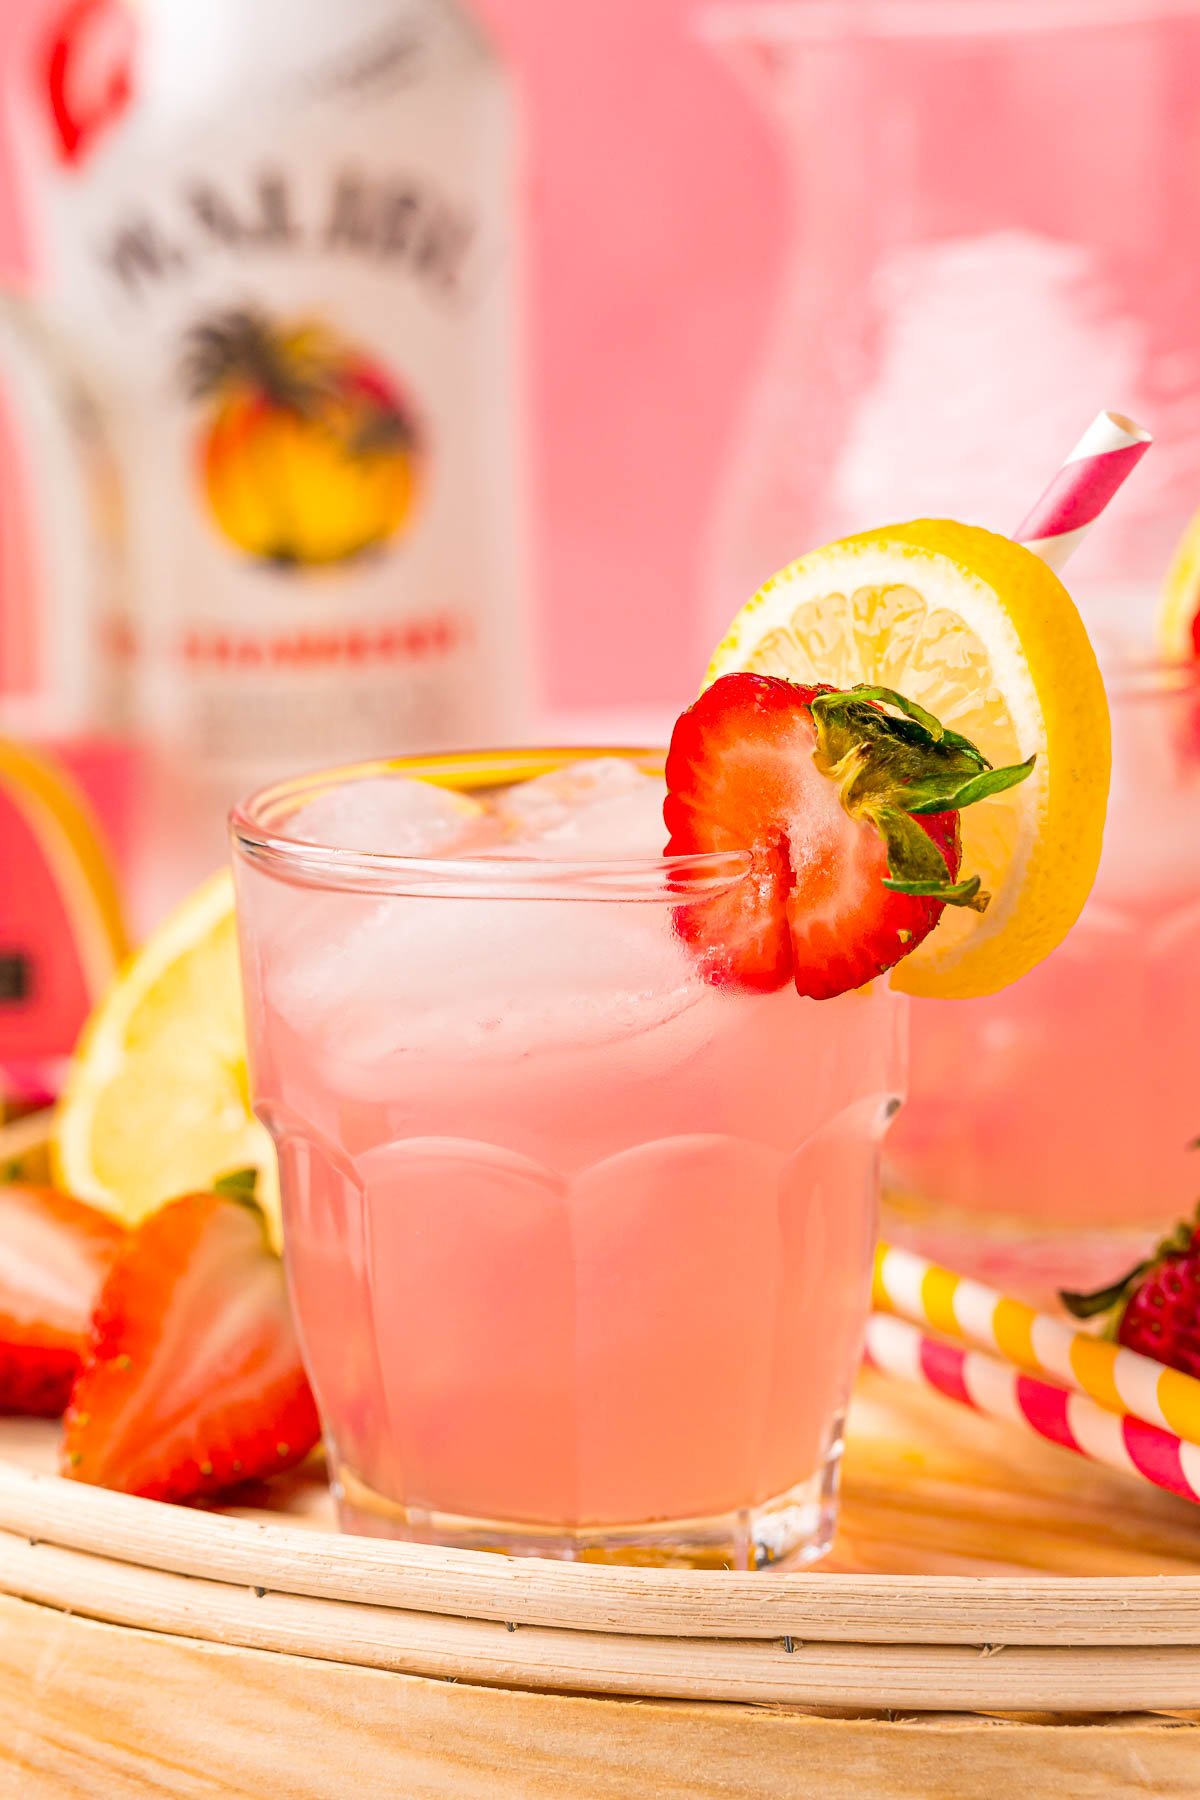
[332,1445,843,1571]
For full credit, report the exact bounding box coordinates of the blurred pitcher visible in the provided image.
[702,0,1200,656]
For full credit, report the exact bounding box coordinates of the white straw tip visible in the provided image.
[1101,410,1153,446]
[1061,410,1154,466]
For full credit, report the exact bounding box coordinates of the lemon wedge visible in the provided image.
[706,520,1110,998]
[53,870,278,1237]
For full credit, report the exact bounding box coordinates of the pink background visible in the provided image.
[0,0,783,713]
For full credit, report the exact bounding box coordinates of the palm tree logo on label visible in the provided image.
[184,308,425,568]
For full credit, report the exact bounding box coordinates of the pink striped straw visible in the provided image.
[864,1312,1200,1508]
[872,1238,1200,1448]
[1014,410,1152,573]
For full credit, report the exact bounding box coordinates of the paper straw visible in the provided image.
[1014,409,1152,573]
[872,1239,1200,1448]
[864,1312,1200,1507]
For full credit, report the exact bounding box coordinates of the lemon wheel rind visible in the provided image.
[706,522,1111,1000]
[1159,510,1200,661]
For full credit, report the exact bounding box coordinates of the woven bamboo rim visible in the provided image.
[3,1456,1200,1713]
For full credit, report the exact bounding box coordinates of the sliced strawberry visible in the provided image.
[665,673,1032,1001]
[0,1185,124,1416]
[62,1185,320,1502]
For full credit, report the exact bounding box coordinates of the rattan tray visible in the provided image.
[2,1367,1200,1798]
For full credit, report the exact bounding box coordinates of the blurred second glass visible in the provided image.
[886,658,1200,1294]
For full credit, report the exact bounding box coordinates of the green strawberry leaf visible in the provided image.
[214,1166,259,1198]
[870,804,990,912]
[213,1164,276,1247]
[1059,1274,1144,1320]
[813,685,996,766]
[807,682,1036,917]
[840,685,950,741]
[883,873,986,907]
[812,702,981,807]
[832,684,994,760]
[810,690,1035,823]
[901,755,1037,815]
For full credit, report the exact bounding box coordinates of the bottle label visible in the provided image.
[21,0,524,795]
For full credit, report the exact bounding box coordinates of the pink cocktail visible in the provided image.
[232,749,903,1567]
[887,662,1200,1291]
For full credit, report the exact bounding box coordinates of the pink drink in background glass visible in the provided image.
[886,662,1200,1293]
[232,750,904,1567]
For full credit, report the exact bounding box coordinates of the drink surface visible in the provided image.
[235,758,903,1543]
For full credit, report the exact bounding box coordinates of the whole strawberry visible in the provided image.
[1061,1209,1200,1377]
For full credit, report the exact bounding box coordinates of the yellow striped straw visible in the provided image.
[872,1239,1200,1449]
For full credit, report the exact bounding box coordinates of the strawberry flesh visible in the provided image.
[0,1184,124,1416]
[62,1189,320,1502]
[664,674,962,1000]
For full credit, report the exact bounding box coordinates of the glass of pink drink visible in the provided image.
[232,748,904,1567]
[886,661,1200,1295]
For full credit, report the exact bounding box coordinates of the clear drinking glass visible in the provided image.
[886,662,1200,1296]
[231,748,906,1568]
[702,0,1200,656]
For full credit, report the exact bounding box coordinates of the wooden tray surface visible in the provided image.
[4,1373,1200,1795]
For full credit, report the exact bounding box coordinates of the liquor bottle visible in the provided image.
[2,0,528,906]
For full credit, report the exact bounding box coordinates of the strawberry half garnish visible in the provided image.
[1061,1201,1200,1377]
[62,1174,320,1502]
[0,1184,124,1416]
[664,673,1034,1001]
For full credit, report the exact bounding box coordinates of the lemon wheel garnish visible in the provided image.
[706,520,1111,999]
[53,870,279,1239]
[1159,506,1200,661]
